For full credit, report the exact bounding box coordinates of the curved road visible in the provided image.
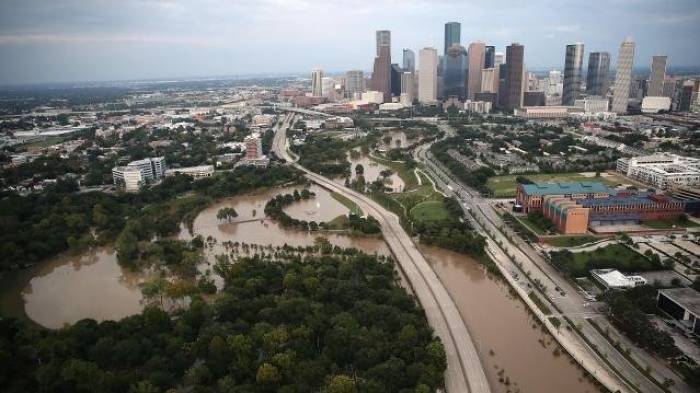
[272,115,491,393]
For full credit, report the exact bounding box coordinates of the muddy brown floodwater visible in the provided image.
[420,245,603,393]
[0,183,603,393]
[0,246,149,329]
[339,152,405,193]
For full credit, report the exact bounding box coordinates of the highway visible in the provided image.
[272,114,491,393]
[414,125,693,393]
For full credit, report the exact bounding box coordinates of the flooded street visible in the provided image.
[421,245,602,393]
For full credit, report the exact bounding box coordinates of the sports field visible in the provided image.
[486,172,625,197]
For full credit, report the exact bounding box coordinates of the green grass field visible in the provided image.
[516,216,549,235]
[486,172,625,197]
[644,218,700,230]
[330,192,363,216]
[551,244,658,276]
[410,201,450,222]
[544,236,598,248]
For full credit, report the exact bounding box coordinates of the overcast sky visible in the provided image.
[0,0,698,84]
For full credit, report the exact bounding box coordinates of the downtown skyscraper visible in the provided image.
[345,70,364,98]
[444,22,460,55]
[612,38,635,114]
[403,49,415,73]
[443,44,466,98]
[484,46,496,69]
[418,47,438,103]
[311,68,323,97]
[467,42,486,100]
[503,43,525,111]
[586,52,610,97]
[562,43,585,105]
[371,30,392,102]
[648,55,668,96]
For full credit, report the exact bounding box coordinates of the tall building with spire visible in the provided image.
[311,68,323,97]
[444,22,460,55]
[562,43,585,105]
[648,55,668,96]
[586,52,610,97]
[371,30,392,102]
[418,47,438,103]
[612,38,635,114]
[503,43,524,111]
[467,41,486,100]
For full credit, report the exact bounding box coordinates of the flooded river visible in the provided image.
[420,245,602,393]
[0,184,601,392]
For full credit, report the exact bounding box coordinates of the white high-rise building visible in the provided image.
[611,38,635,114]
[418,47,438,104]
[321,77,335,99]
[494,52,505,66]
[345,70,365,97]
[545,70,564,106]
[400,71,415,104]
[481,67,499,93]
[311,68,324,97]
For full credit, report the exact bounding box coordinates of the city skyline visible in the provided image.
[1,0,699,84]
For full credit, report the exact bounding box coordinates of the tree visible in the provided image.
[324,375,356,393]
[216,207,238,222]
[256,363,281,385]
[355,164,364,176]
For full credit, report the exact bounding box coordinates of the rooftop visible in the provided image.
[521,182,610,196]
[658,288,700,317]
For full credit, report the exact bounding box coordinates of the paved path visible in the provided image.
[272,115,491,393]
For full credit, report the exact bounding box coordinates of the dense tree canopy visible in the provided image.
[1,254,446,393]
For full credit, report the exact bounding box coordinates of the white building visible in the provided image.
[311,68,323,97]
[112,157,166,192]
[164,165,215,179]
[591,269,647,290]
[418,47,438,104]
[463,100,492,114]
[361,91,385,105]
[252,114,275,127]
[378,102,407,111]
[514,106,583,119]
[641,96,672,113]
[574,97,609,113]
[611,38,635,114]
[400,71,414,104]
[481,67,499,93]
[345,70,365,97]
[321,77,336,100]
[617,153,700,189]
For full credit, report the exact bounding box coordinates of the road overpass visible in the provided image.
[272,115,491,393]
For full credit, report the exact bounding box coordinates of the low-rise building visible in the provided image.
[543,191,686,233]
[514,106,584,119]
[617,153,700,189]
[591,269,647,290]
[516,182,611,213]
[164,165,215,179]
[463,100,492,114]
[112,157,166,192]
[641,96,672,113]
[657,288,700,334]
[574,97,609,113]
